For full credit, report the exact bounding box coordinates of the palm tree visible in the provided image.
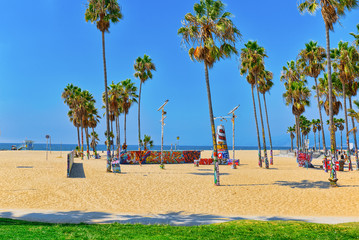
[140,135,154,151]
[62,84,82,150]
[348,102,359,157]
[240,41,268,168]
[298,41,327,154]
[299,115,311,150]
[178,0,241,185]
[89,108,101,156]
[119,79,138,145]
[287,126,296,152]
[350,24,359,47]
[336,118,345,151]
[91,131,99,156]
[134,55,156,151]
[107,82,123,156]
[348,81,359,169]
[331,41,359,170]
[85,0,123,172]
[316,73,342,118]
[311,119,318,150]
[258,69,274,165]
[298,0,358,165]
[281,60,311,152]
[66,88,87,159]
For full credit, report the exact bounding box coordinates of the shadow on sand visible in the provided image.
[0,210,325,226]
[69,163,86,178]
[274,180,330,189]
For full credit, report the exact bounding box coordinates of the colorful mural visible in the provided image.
[216,125,229,160]
[119,150,201,164]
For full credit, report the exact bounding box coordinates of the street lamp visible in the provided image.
[45,135,50,160]
[157,100,169,169]
[228,105,240,169]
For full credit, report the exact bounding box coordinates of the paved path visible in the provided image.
[1,209,359,226]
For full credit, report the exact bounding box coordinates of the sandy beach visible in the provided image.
[1,150,359,219]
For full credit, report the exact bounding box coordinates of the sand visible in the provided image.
[1,150,359,219]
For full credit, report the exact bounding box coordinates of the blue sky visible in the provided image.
[0,0,358,147]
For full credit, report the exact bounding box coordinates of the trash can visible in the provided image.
[339,160,345,171]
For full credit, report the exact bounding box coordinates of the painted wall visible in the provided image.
[120,150,201,164]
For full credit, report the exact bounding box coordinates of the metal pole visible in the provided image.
[232,114,236,169]
[46,139,48,160]
[161,109,164,168]
[50,137,52,153]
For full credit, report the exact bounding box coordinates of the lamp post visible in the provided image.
[45,135,50,160]
[157,100,169,169]
[228,105,240,169]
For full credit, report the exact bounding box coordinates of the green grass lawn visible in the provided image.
[1,218,359,239]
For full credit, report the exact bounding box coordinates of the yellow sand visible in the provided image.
[0,150,359,217]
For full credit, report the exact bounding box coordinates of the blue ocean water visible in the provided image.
[0,143,291,151]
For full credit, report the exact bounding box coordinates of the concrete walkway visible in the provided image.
[1,209,359,226]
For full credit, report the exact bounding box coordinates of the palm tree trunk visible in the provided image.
[138,81,142,151]
[295,115,300,152]
[116,116,121,158]
[343,88,352,171]
[318,130,321,152]
[315,78,326,154]
[325,24,337,187]
[251,85,262,167]
[77,126,80,150]
[291,136,293,152]
[92,128,97,156]
[314,131,316,151]
[101,30,112,172]
[256,84,268,168]
[349,96,359,170]
[204,63,219,186]
[85,127,90,160]
[81,120,84,160]
[262,93,273,165]
[301,131,304,150]
[124,113,127,145]
[111,119,114,157]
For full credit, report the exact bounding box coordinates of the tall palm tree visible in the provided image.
[331,41,359,170]
[178,0,241,185]
[316,73,342,118]
[298,1,358,166]
[350,24,359,47]
[91,131,100,156]
[348,101,359,158]
[336,118,345,151]
[298,41,327,154]
[348,81,359,169]
[258,69,274,165]
[107,82,123,156]
[65,87,87,159]
[85,0,123,172]
[62,84,82,150]
[281,60,311,152]
[311,119,318,150]
[119,79,138,145]
[287,126,296,152]
[89,108,101,156]
[240,41,268,168]
[299,115,311,150]
[134,55,156,151]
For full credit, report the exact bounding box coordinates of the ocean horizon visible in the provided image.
[0,143,295,151]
